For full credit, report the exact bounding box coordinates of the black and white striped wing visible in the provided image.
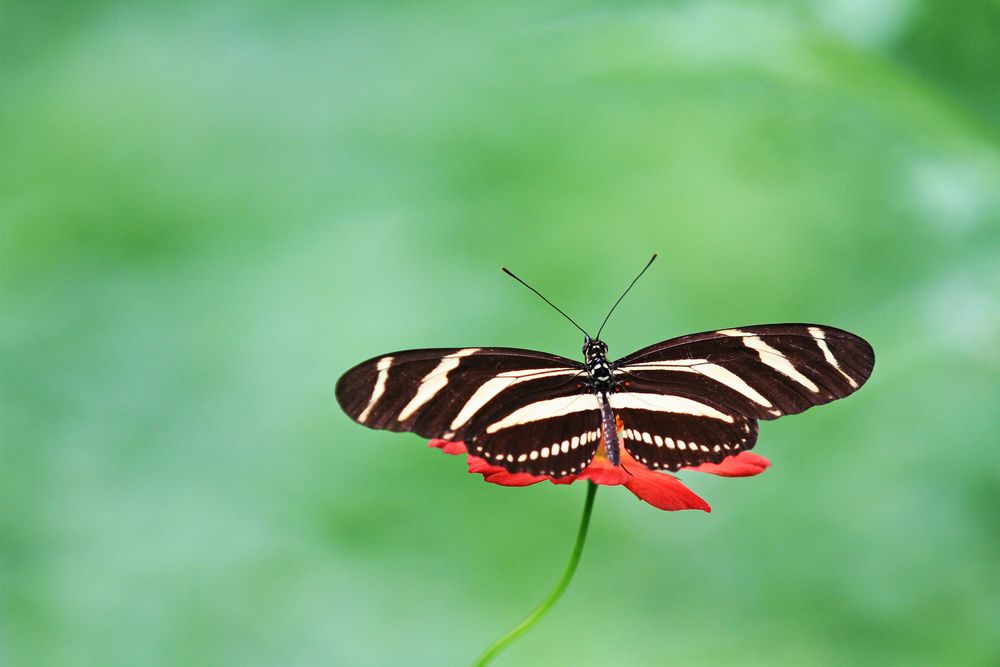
[336,347,597,475]
[612,324,874,471]
[611,393,759,471]
[464,393,604,477]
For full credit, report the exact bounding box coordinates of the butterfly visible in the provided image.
[335,256,874,477]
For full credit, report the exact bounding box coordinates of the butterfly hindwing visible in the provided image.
[613,394,759,471]
[464,395,603,476]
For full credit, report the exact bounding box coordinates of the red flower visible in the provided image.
[428,437,770,512]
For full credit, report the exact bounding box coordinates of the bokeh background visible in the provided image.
[3,1,999,665]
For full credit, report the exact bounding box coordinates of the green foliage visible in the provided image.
[1,2,998,665]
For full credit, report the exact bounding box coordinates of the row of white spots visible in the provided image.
[358,356,393,423]
[396,348,480,422]
[473,423,754,472]
[634,442,737,470]
[473,430,600,464]
[621,428,718,453]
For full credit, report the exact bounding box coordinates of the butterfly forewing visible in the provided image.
[335,347,584,443]
[613,324,874,421]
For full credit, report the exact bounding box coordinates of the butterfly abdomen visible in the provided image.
[598,392,620,465]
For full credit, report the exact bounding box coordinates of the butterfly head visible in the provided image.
[583,337,608,362]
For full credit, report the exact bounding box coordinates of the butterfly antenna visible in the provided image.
[502,266,591,338]
[595,254,658,340]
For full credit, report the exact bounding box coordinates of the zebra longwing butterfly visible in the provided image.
[336,257,874,478]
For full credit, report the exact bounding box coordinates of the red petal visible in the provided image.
[689,451,771,478]
[428,439,468,456]
[623,467,711,512]
[428,439,745,513]
[467,456,551,487]
[573,460,628,486]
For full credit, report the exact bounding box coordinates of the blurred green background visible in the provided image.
[2,1,999,665]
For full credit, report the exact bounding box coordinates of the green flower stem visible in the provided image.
[472,481,598,667]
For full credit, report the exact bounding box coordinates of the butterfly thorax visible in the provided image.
[583,338,613,390]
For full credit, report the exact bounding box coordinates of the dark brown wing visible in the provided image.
[612,324,874,470]
[612,393,759,472]
[336,347,585,443]
[615,324,874,420]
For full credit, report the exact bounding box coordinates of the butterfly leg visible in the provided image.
[598,391,620,465]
